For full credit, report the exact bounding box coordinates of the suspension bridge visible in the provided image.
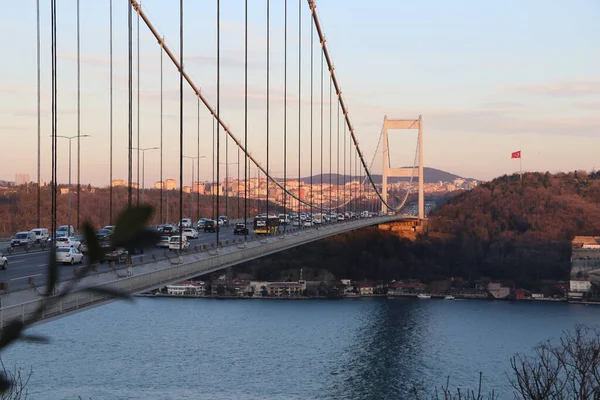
[0,0,425,328]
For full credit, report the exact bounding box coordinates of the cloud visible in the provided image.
[0,85,34,95]
[516,79,600,97]
[573,101,600,110]
[424,108,600,137]
[480,100,527,110]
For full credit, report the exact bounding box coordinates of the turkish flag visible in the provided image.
[511,151,521,159]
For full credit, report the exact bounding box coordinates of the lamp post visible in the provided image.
[184,155,206,222]
[131,147,159,204]
[55,134,90,235]
[219,161,239,217]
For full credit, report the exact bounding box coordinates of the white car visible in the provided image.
[0,252,6,270]
[157,235,171,248]
[56,247,84,265]
[182,228,198,239]
[55,236,81,249]
[168,236,190,251]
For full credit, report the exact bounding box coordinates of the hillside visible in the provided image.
[237,171,600,289]
[296,167,472,185]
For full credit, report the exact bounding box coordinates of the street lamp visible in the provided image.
[131,147,159,204]
[219,161,239,217]
[54,134,90,235]
[184,155,206,222]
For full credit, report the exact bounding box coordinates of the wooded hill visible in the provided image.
[237,171,600,290]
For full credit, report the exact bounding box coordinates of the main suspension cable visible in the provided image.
[127,0,133,208]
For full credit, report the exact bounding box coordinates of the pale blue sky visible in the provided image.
[1,0,599,186]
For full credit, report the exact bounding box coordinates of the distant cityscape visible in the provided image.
[3,173,479,210]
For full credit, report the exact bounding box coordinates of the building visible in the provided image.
[165,179,177,190]
[112,179,126,187]
[487,282,510,299]
[14,174,29,186]
[210,280,252,296]
[166,281,206,296]
[355,282,374,296]
[265,282,306,297]
[154,181,164,189]
[387,282,426,295]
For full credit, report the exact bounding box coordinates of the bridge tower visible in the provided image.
[381,115,424,220]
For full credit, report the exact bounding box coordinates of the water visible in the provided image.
[2,297,598,399]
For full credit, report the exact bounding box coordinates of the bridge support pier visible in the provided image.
[381,115,424,220]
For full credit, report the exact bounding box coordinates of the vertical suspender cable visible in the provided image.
[343,117,346,213]
[50,0,57,256]
[178,0,184,247]
[136,1,141,205]
[109,0,114,223]
[349,120,352,211]
[329,71,332,212]
[216,0,221,247]
[297,0,301,224]
[283,0,287,232]
[159,35,163,223]
[76,0,81,229]
[212,119,215,219]
[309,10,313,221]
[127,0,133,208]
[319,23,323,216]
[244,0,248,243]
[197,98,200,222]
[266,0,270,229]
[36,0,41,229]
[336,99,339,210]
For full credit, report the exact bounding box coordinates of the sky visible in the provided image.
[1,0,599,187]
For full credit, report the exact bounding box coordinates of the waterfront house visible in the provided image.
[387,282,426,295]
[211,280,252,296]
[265,282,305,297]
[487,282,511,299]
[355,282,374,296]
[166,281,206,296]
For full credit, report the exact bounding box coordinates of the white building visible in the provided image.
[166,280,205,296]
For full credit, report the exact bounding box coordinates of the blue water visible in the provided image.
[1,297,598,399]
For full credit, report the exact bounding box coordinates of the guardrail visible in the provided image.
[0,216,400,329]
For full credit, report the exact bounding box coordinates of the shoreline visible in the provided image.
[135,292,600,305]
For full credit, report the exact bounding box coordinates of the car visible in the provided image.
[168,235,190,251]
[196,218,208,229]
[56,225,76,237]
[0,252,6,270]
[157,235,171,248]
[160,225,175,235]
[217,216,228,227]
[11,231,37,248]
[55,236,81,249]
[55,247,84,265]
[204,220,217,232]
[79,240,89,254]
[96,228,112,240]
[179,218,192,228]
[98,245,128,264]
[30,228,49,243]
[182,228,198,239]
[233,223,248,235]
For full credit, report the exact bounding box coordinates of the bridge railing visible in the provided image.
[0,216,400,330]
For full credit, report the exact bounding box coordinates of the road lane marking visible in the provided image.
[8,260,24,264]
[10,274,42,281]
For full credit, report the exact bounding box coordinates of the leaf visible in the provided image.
[114,229,161,255]
[111,205,154,244]
[0,320,24,350]
[45,247,58,297]
[82,222,103,265]
[85,287,134,302]
[20,334,50,344]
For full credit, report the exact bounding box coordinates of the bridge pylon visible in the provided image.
[381,115,424,220]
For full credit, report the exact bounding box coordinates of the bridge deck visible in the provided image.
[0,216,403,330]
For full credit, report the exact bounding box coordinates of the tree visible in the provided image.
[0,358,32,400]
[509,325,600,399]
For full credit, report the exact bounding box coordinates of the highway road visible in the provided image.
[0,222,323,292]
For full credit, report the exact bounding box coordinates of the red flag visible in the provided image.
[511,151,521,159]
